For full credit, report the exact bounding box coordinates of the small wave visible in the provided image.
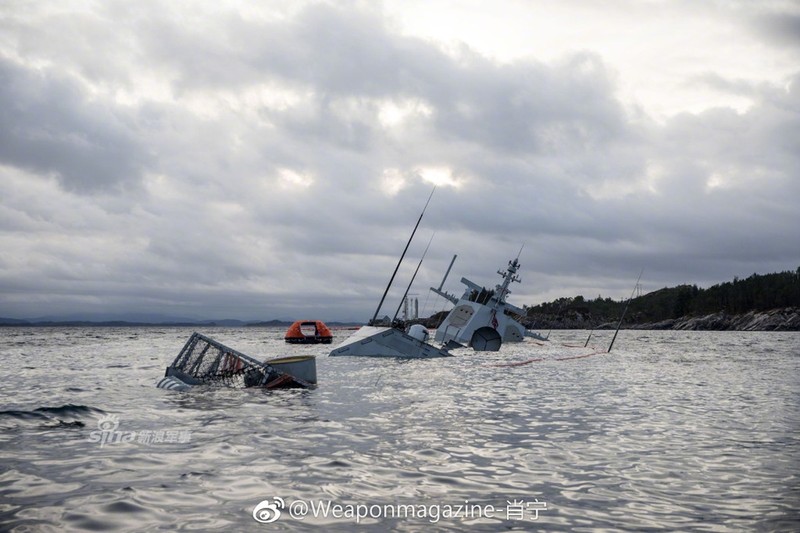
[0,409,51,422]
[102,501,148,514]
[0,404,105,429]
[30,404,105,417]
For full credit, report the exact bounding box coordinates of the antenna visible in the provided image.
[371,187,436,324]
[437,254,458,291]
[392,233,435,322]
[607,268,645,353]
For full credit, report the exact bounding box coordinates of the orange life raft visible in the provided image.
[284,320,333,344]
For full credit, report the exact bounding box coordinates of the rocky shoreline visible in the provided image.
[630,307,800,331]
[524,307,800,332]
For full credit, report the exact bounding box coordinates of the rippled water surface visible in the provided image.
[1,327,798,531]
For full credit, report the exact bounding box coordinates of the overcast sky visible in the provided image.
[1,0,799,322]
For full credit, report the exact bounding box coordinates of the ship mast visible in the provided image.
[493,257,521,310]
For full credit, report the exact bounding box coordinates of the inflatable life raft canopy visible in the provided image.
[284,320,333,344]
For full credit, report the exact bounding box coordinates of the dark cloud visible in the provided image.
[752,12,800,48]
[0,58,152,193]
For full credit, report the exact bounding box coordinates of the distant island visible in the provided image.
[0,317,361,328]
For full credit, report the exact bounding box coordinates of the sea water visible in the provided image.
[0,327,798,531]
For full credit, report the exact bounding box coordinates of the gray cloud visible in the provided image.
[752,12,800,49]
[0,59,152,193]
[0,1,798,321]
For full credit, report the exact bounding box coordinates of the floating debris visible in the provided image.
[157,332,316,390]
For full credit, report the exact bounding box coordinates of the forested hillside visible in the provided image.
[523,267,800,330]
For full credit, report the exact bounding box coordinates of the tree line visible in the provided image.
[523,267,800,326]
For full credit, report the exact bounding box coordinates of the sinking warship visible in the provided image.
[431,255,548,351]
[329,188,545,357]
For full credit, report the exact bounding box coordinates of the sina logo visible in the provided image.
[97,414,120,432]
[88,414,134,447]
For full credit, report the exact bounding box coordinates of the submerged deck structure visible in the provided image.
[329,325,450,358]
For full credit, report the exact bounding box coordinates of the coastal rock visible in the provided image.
[648,307,800,331]
[673,312,730,330]
[730,308,800,331]
[633,319,677,330]
[523,307,800,331]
